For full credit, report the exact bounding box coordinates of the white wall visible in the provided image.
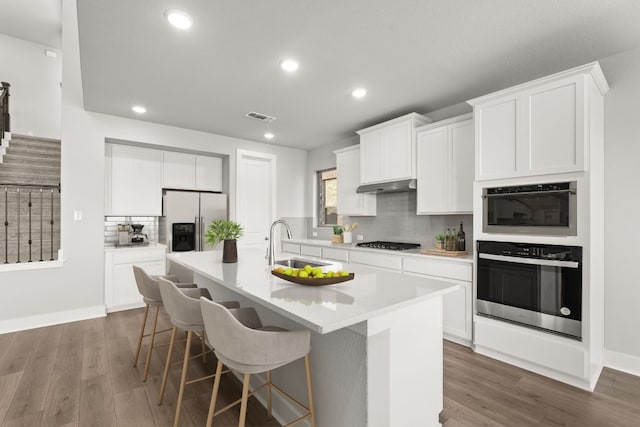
[599,46,640,372]
[0,0,306,331]
[0,33,61,139]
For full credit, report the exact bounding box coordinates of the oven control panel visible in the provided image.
[477,241,582,262]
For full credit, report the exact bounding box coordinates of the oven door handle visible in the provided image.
[478,253,580,268]
[482,188,576,198]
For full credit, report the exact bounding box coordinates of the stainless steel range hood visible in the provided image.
[356,179,417,194]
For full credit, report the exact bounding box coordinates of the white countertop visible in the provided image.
[285,238,474,263]
[104,243,167,252]
[166,247,458,334]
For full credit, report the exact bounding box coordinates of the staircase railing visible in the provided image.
[1,183,61,264]
[0,82,10,137]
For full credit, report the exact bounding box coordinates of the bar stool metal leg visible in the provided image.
[133,304,150,367]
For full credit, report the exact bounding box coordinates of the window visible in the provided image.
[317,168,338,226]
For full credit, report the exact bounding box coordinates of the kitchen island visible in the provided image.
[167,248,458,427]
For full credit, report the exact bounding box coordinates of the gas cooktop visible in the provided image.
[356,241,421,251]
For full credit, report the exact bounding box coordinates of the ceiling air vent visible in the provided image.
[245,111,277,123]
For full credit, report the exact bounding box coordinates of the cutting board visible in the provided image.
[420,248,468,257]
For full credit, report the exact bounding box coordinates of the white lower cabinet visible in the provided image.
[349,250,402,271]
[300,245,322,258]
[281,242,301,255]
[322,247,349,262]
[403,257,473,345]
[105,246,166,313]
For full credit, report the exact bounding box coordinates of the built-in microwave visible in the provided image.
[482,181,577,236]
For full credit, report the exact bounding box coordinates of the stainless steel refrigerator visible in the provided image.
[160,190,228,252]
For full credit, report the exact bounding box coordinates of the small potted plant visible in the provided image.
[331,225,344,244]
[435,233,445,250]
[204,219,244,263]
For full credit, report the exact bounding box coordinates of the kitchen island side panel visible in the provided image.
[193,270,367,427]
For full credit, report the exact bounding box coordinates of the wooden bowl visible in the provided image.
[271,270,355,286]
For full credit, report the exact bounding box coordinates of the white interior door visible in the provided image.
[236,150,276,248]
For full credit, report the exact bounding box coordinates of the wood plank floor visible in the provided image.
[1,309,639,426]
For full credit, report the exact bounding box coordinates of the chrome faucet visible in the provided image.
[267,219,293,266]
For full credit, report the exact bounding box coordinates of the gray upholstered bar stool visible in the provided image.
[157,277,240,427]
[132,265,201,381]
[200,298,316,427]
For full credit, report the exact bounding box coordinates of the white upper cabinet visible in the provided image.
[334,145,376,216]
[163,152,223,192]
[105,144,163,215]
[163,151,196,189]
[195,155,223,191]
[416,114,474,214]
[357,113,430,184]
[469,62,608,181]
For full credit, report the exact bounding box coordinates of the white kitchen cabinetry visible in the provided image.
[322,247,349,262]
[357,113,430,184]
[300,245,322,258]
[105,144,163,216]
[163,152,223,192]
[349,250,402,271]
[281,242,301,255]
[195,155,223,191]
[104,246,167,313]
[416,114,474,214]
[163,151,196,189]
[334,145,376,216]
[403,256,473,345]
[469,62,608,180]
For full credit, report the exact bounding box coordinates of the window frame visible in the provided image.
[316,167,338,227]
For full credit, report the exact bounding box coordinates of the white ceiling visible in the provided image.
[8,1,640,150]
[0,0,61,48]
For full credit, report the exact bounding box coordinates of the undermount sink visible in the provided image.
[274,258,330,269]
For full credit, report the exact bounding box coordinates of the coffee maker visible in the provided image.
[130,224,148,244]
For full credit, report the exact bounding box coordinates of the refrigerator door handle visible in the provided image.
[200,216,204,251]
[194,216,199,251]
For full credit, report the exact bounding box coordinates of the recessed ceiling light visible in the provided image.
[280,59,299,72]
[165,9,193,29]
[264,133,275,140]
[132,105,147,114]
[351,88,367,98]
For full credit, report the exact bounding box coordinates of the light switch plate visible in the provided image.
[312,231,318,237]
[356,234,364,241]
[73,210,82,221]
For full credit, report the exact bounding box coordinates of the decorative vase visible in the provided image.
[435,240,444,250]
[222,239,238,263]
[331,234,344,244]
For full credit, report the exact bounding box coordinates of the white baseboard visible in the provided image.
[0,305,106,334]
[604,349,640,377]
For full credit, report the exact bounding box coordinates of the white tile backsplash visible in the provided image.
[104,216,159,245]
[305,191,473,251]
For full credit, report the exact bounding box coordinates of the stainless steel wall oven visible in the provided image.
[483,181,577,236]
[476,241,582,340]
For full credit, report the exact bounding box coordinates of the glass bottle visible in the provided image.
[457,222,466,252]
[446,226,455,251]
